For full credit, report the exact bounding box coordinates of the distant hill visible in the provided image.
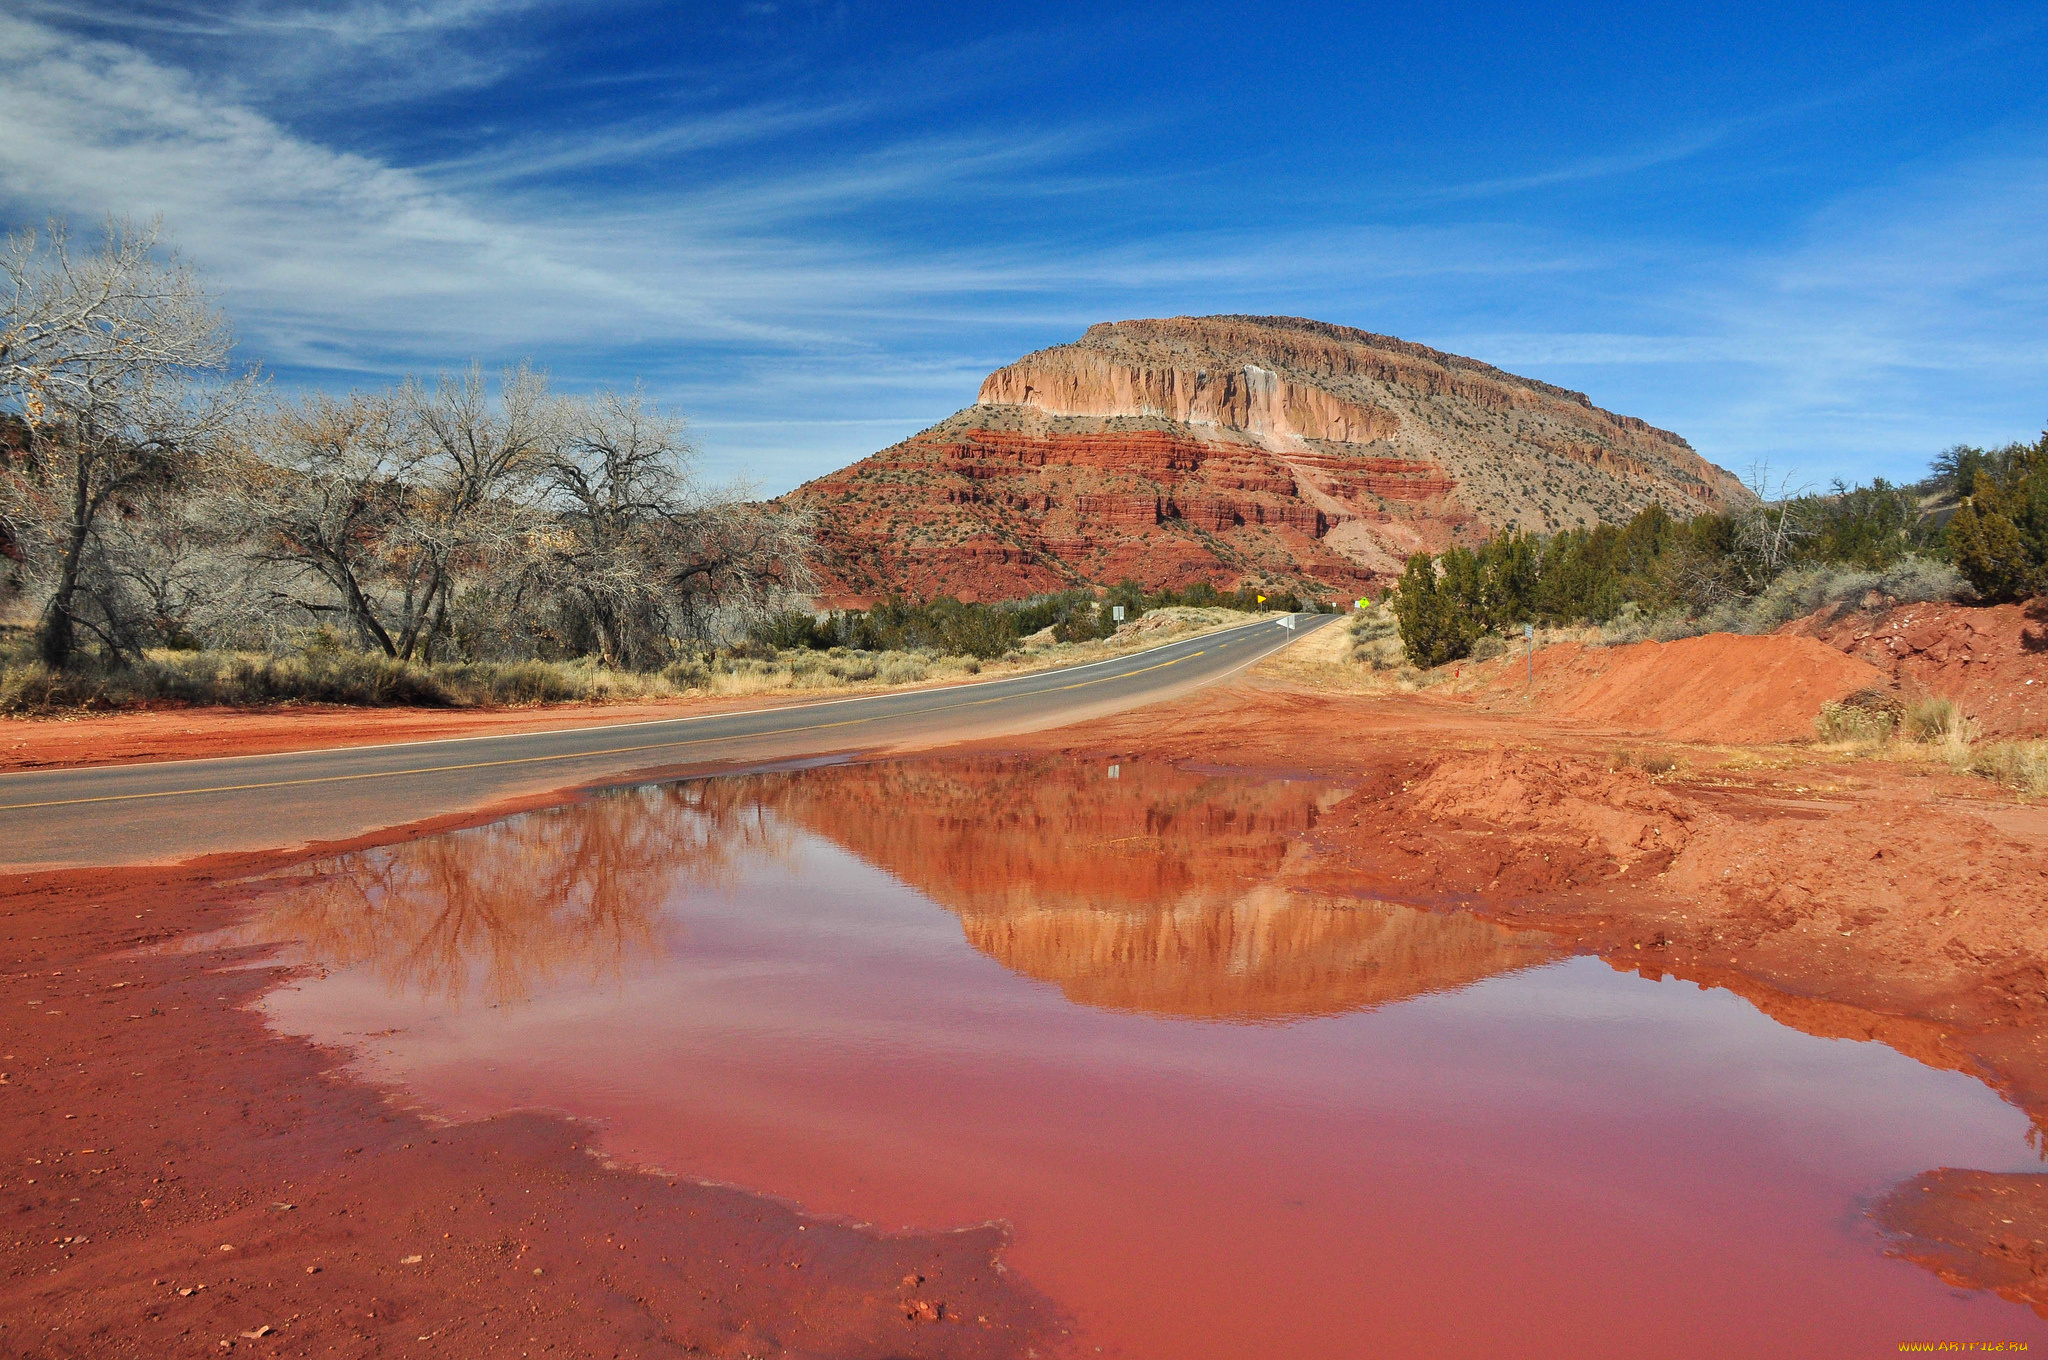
[782,315,1753,605]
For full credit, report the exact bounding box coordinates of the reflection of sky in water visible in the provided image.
[239,759,2048,1360]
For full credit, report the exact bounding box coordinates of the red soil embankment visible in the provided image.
[1457,632,1890,742]
[1783,600,2048,739]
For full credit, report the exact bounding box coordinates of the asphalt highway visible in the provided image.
[0,613,1336,869]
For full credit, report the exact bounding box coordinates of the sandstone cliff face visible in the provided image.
[786,315,1751,604]
[977,346,1402,445]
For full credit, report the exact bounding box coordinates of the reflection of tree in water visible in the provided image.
[258,782,792,1005]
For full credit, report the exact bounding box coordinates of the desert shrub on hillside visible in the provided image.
[1875,555,1977,605]
[1814,691,1900,746]
[1596,556,1973,645]
[1946,432,2048,603]
[1392,445,2014,654]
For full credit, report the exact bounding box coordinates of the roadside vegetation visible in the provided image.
[0,220,1308,716]
[1386,439,2045,668]
[1363,443,2048,796]
[1812,690,2048,797]
[0,603,1261,714]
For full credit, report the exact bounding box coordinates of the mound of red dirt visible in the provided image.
[1460,633,1890,742]
[1782,600,2048,739]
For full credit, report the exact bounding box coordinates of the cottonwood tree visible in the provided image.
[528,386,684,668]
[524,387,815,666]
[245,366,558,662]
[237,389,430,655]
[648,489,816,646]
[399,364,557,661]
[0,218,255,666]
[250,371,816,666]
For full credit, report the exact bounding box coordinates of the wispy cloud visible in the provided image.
[1441,134,2048,482]
[2,5,2044,495]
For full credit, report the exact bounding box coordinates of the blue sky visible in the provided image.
[3,1,2044,495]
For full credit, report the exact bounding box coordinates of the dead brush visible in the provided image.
[1610,748,1679,775]
[1813,688,1902,747]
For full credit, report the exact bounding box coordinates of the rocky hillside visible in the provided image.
[784,315,1751,605]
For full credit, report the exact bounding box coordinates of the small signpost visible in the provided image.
[1111,605,1125,623]
[1525,621,1535,695]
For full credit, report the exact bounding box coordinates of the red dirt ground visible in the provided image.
[972,663,2048,1316]
[6,611,2048,1347]
[0,844,1061,1359]
[1447,631,1893,742]
[1784,598,2048,738]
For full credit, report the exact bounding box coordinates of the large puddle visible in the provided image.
[222,759,2048,1356]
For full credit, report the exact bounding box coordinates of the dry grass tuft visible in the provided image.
[1807,686,2042,798]
[1610,748,1680,775]
[1965,740,2048,796]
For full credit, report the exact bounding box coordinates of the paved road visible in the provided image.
[0,614,1336,869]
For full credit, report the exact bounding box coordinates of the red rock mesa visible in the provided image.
[783,315,1751,605]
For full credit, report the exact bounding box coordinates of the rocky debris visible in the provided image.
[1876,1170,2048,1318]
[1783,599,2048,738]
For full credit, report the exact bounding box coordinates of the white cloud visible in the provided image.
[2,7,2044,494]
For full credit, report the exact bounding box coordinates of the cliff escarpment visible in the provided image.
[785,315,1752,604]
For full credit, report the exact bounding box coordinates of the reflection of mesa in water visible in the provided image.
[741,757,1559,1021]
[244,757,1556,1020]
[957,886,1554,1021]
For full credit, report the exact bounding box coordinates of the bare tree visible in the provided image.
[0,218,255,665]
[244,367,559,662]
[236,366,813,670]
[514,387,816,666]
[1732,460,1814,588]
[531,387,693,667]
[236,390,428,655]
[651,493,817,645]
[398,364,556,661]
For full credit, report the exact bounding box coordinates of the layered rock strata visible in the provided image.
[784,315,1751,605]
